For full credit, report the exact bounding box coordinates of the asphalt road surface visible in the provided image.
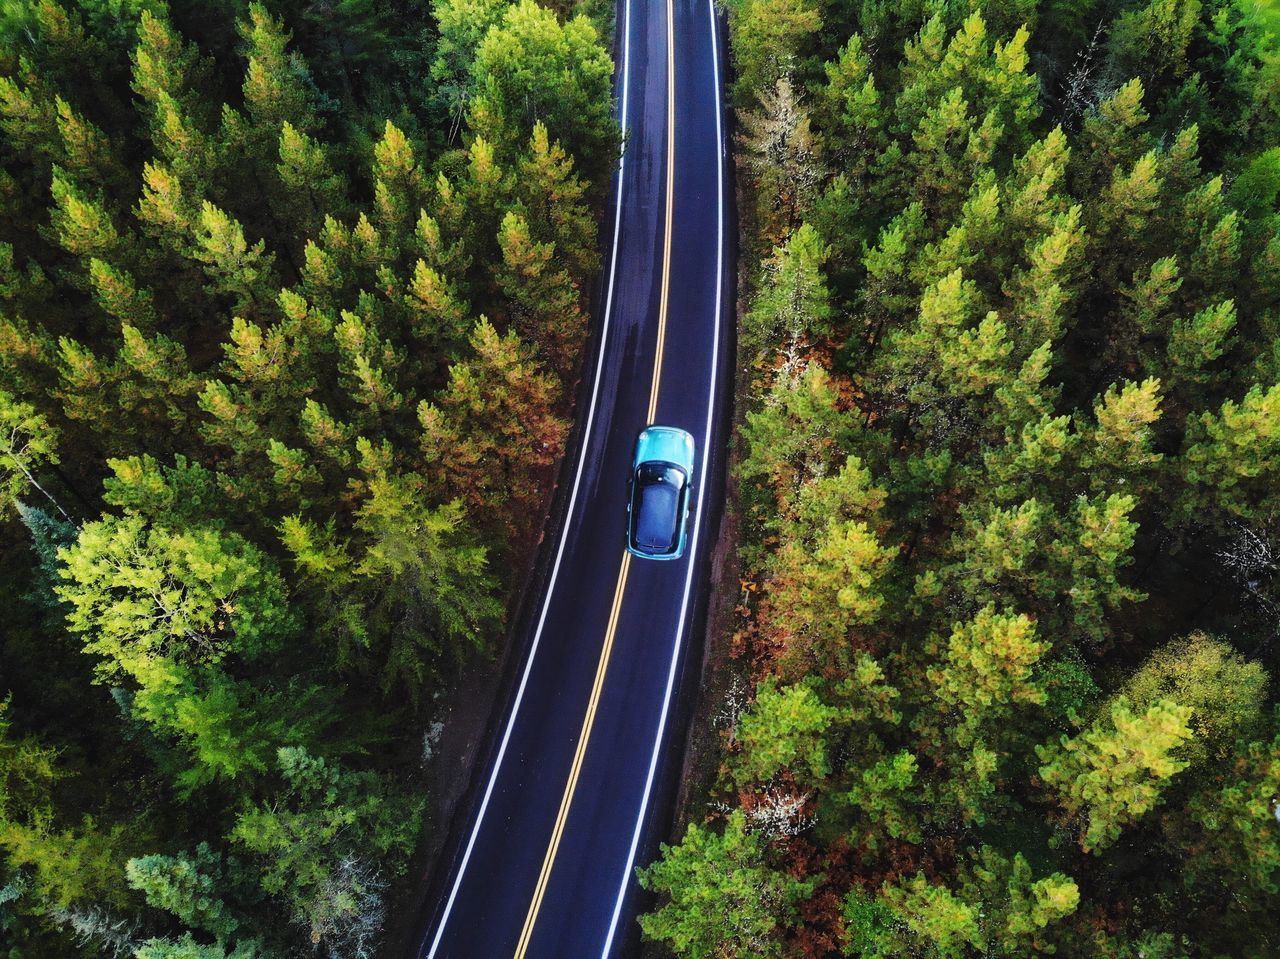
[413,0,732,953]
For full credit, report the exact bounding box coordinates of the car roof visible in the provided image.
[634,473,680,552]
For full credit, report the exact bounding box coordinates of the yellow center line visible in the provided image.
[646,0,677,424]
[512,552,632,958]
[511,0,677,953]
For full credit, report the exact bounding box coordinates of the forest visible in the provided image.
[0,0,616,956]
[638,0,1280,957]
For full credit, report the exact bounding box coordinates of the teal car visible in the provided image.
[626,426,695,560]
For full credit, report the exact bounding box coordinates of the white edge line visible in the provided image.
[422,1,635,953]
[599,0,726,952]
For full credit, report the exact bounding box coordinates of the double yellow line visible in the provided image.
[511,551,630,956]
[511,0,677,952]
[646,0,676,425]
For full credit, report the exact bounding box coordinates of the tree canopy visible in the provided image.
[0,0,616,954]
[642,1,1280,957]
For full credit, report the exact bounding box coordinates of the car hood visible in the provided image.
[634,427,695,473]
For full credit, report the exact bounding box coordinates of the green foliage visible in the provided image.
[232,747,420,954]
[744,222,832,361]
[666,0,1280,952]
[16,502,76,611]
[1120,634,1267,762]
[1037,698,1193,852]
[637,810,815,959]
[845,750,923,848]
[881,874,983,958]
[731,678,839,787]
[57,515,296,683]
[723,0,820,106]
[1182,382,1280,522]
[1181,720,1280,897]
[925,605,1047,748]
[126,842,238,937]
[469,0,618,180]
[0,388,64,521]
[351,451,502,692]
[419,315,567,542]
[0,0,614,948]
[134,934,261,959]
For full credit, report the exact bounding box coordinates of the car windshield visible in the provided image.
[634,463,686,552]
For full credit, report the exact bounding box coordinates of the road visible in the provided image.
[413,0,732,954]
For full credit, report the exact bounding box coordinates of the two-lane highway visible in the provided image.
[416,0,731,951]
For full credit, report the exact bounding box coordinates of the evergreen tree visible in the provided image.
[418,316,566,541]
[469,0,618,181]
[637,810,815,959]
[1037,698,1193,852]
[126,843,238,939]
[0,387,68,521]
[350,441,502,694]
[1182,382,1280,522]
[730,677,839,788]
[232,746,420,954]
[494,210,585,375]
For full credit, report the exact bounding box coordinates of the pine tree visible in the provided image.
[55,325,199,457]
[418,317,566,540]
[351,441,501,694]
[130,10,218,186]
[1180,723,1280,899]
[190,202,279,318]
[737,77,823,246]
[1108,0,1201,96]
[861,850,1080,957]
[878,874,983,956]
[48,167,125,264]
[235,3,330,247]
[53,96,128,195]
[1081,378,1163,494]
[514,122,598,282]
[925,605,1048,748]
[232,747,420,956]
[1037,698,1193,852]
[125,843,238,938]
[444,135,508,279]
[737,362,858,518]
[843,749,924,849]
[430,0,509,134]
[725,0,820,107]
[87,259,158,329]
[135,160,197,257]
[333,307,407,420]
[468,0,618,181]
[493,210,585,374]
[0,388,68,521]
[1181,382,1280,522]
[744,223,832,362]
[239,4,317,142]
[134,935,260,959]
[730,678,839,787]
[0,73,59,165]
[403,256,470,356]
[764,515,895,674]
[819,33,886,181]
[371,120,427,246]
[637,810,814,959]
[276,121,348,238]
